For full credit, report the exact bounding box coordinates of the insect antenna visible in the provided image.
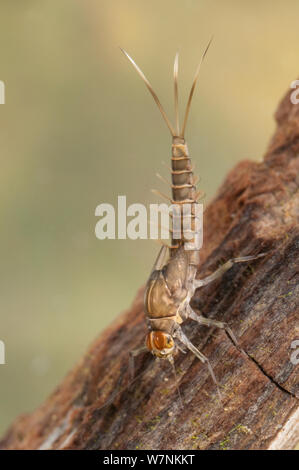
[168,355,184,409]
[121,48,176,136]
[180,36,213,138]
[95,361,152,414]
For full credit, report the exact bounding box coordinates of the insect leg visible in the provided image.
[151,245,168,273]
[187,307,238,346]
[194,253,266,289]
[174,326,222,399]
[129,345,148,381]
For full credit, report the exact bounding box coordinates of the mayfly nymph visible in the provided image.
[121,44,264,397]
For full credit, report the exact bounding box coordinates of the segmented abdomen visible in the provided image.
[171,136,199,255]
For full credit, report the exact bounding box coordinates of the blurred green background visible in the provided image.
[0,0,298,435]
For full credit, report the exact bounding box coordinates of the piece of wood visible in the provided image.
[1,83,298,451]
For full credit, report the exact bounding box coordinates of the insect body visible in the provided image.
[122,45,264,396]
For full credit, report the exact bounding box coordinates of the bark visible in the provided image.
[1,83,298,451]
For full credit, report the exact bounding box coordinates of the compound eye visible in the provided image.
[152,331,166,350]
[146,332,164,351]
[146,331,174,351]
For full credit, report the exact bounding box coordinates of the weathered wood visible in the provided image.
[1,83,298,451]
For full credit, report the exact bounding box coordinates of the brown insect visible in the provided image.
[121,44,265,398]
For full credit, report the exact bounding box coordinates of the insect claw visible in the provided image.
[255,252,267,259]
[234,252,267,263]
